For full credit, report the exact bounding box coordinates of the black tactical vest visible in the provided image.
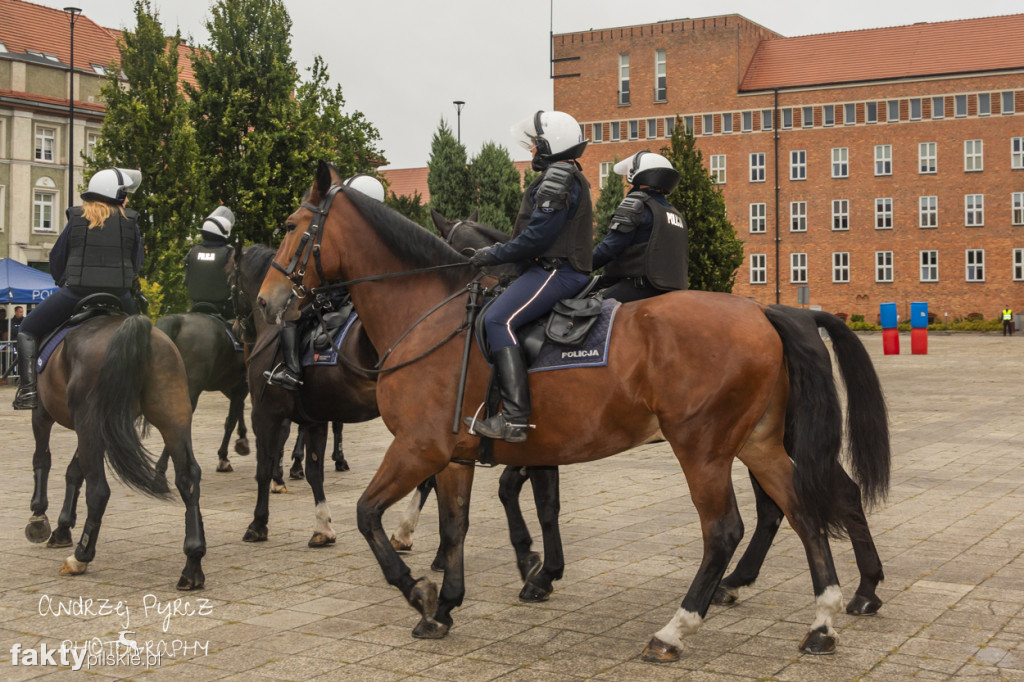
[604,195,688,291]
[64,207,138,291]
[513,162,594,273]
[186,242,233,305]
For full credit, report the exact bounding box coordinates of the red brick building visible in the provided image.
[554,14,1024,321]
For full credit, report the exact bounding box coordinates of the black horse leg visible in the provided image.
[47,453,84,548]
[390,476,436,554]
[26,409,55,543]
[216,393,240,473]
[331,422,349,471]
[519,466,563,602]
[290,427,306,480]
[304,423,335,548]
[244,417,286,542]
[167,433,206,591]
[838,469,884,615]
[497,466,541,582]
[713,470,783,605]
[61,441,112,576]
[272,419,289,492]
[234,392,250,455]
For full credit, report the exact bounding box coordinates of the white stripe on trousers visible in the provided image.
[502,268,561,347]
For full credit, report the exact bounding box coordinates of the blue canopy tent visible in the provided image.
[0,258,58,304]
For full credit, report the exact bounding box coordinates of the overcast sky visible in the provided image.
[35,0,1024,169]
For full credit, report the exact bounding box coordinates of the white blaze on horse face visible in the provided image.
[653,607,702,648]
[314,501,335,539]
[811,584,843,636]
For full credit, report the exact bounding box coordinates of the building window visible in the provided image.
[832,199,849,230]
[875,145,892,176]
[1012,137,1024,169]
[931,96,945,119]
[741,111,753,133]
[790,201,807,232]
[978,93,991,116]
[618,54,630,105]
[790,150,806,181]
[592,123,603,143]
[1002,91,1015,114]
[875,198,893,229]
[1014,192,1024,225]
[665,117,675,136]
[33,191,56,231]
[964,139,983,172]
[1015,250,1024,281]
[910,98,922,120]
[35,126,56,162]
[823,105,835,127]
[599,161,613,188]
[955,95,967,117]
[831,147,849,178]
[782,108,793,129]
[702,114,713,135]
[646,118,657,139]
[965,194,984,226]
[750,254,767,284]
[921,251,938,282]
[749,152,765,182]
[966,249,985,281]
[919,196,938,228]
[611,122,621,141]
[654,49,666,102]
[86,131,100,159]
[844,103,856,125]
[791,252,807,283]
[833,252,850,283]
[710,154,726,184]
[722,113,733,134]
[762,110,773,130]
[887,100,900,122]
[628,120,639,140]
[802,106,814,128]
[749,203,766,233]
[866,101,878,124]
[919,142,937,174]
[875,251,894,282]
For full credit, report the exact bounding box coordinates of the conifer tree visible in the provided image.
[594,161,625,243]
[469,142,522,234]
[662,119,744,292]
[386,190,431,230]
[90,0,205,314]
[426,119,472,223]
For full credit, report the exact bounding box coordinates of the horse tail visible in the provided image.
[84,315,170,500]
[155,314,184,343]
[762,306,844,537]
[811,311,891,507]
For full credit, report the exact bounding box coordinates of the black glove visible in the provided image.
[469,247,496,268]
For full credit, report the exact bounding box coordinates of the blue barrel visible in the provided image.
[910,302,929,329]
[880,302,898,329]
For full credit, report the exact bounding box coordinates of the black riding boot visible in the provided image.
[465,345,531,443]
[264,324,303,390]
[13,332,39,410]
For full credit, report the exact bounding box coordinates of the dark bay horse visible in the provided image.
[431,210,887,614]
[155,312,250,474]
[24,312,206,590]
[257,162,890,660]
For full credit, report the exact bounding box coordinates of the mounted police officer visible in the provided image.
[465,110,593,443]
[592,151,687,303]
[185,206,236,319]
[265,174,385,390]
[13,168,144,409]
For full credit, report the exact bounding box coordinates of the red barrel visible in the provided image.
[911,328,928,355]
[882,328,900,355]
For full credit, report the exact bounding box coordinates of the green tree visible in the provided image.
[469,142,522,233]
[662,119,744,292]
[426,119,472,222]
[593,160,625,243]
[90,0,205,314]
[386,190,431,230]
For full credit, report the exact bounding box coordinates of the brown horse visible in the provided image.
[257,162,890,660]
[24,309,206,590]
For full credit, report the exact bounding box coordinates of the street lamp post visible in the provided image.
[453,100,465,143]
[64,7,81,210]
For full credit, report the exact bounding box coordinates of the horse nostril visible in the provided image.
[257,296,267,309]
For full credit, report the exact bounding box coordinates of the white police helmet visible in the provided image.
[200,205,235,239]
[510,110,588,167]
[613,151,680,194]
[81,168,142,205]
[343,174,385,202]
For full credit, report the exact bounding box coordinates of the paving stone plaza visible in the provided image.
[0,331,1021,680]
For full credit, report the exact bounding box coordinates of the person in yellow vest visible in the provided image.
[1002,305,1014,336]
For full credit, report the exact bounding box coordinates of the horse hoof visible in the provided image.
[25,515,51,543]
[409,578,438,618]
[711,585,739,606]
[216,460,234,473]
[152,473,171,494]
[798,629,837,655]
[641,637,681,663]
[289,468,304,480]
[846,593,882,616]
[517,551,542,583]
[519,579,552,603]
[47,527,74,548]
[59,556,88,576]
[334,459,349,472]
[177,570,205,591]
[235,438,250,456]
[308,532,336,548]
[270,482,287,494]
[412,617,449,639]
[390,535,412,552]
[242,527,268,543]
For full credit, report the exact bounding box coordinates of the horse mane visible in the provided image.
[464,221,510,244]
[342,187,472,289]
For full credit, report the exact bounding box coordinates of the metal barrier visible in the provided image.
[0,340,18,382]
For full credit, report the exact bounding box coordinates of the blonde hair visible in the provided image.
[82,201,125,228]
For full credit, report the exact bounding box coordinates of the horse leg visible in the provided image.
[166,432,206,590]
[837,468,884,616]
[216,393,237,473]
[412,463,475,640]
[332,422,349,471]
[26,410,55,543]
[713,470,784,605]
[497,466,540,583]
[59,439,110,577]
[244,416,283,542]
[643,458,744,663]
[390,476,435,555]
[272,420,289,493]
[290,427,306,480]
[47,453,84,548]
[520,466,564,603]
[304,423,336,548]
[234,392,250,456]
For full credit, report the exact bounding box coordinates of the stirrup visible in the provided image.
[464,412,531,444]
[12,387,38,410]
[263,363,303,390]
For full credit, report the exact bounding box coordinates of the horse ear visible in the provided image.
[469,209,479,223]
[316,161,333,198]
[430,208,449,235]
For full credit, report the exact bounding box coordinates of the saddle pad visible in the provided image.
[302,311,358,367]
[37,326,77,373]
[204,314,244,352]
[527,299,620,374]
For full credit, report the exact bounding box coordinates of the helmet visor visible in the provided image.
[510,114,541,151]
[117,169,143,194]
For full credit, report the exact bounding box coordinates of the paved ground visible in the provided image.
[0,332,1022,681]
